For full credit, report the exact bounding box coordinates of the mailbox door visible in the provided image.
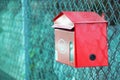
[55,29,75,66]
[75,23,108,67]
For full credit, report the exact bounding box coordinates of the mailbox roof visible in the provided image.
[53,11,107,23]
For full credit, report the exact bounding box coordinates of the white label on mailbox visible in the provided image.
[55,50,58,60]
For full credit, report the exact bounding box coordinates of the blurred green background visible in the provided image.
[0,0,120,80]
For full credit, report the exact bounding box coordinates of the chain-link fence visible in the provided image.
[0,0,120,80]
[0,0,25,80]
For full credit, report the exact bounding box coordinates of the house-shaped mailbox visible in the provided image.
[52,11,108,68]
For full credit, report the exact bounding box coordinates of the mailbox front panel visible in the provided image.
[55,29,75,66]
[75,23,108,67]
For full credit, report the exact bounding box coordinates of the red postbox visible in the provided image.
[52,11,108,68]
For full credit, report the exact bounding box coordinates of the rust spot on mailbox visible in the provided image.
[52,11,108,68]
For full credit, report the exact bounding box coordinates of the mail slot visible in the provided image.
[52,11,108,68]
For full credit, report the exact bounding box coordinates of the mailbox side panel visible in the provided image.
[55,29,75,66]
[75,23,108,67]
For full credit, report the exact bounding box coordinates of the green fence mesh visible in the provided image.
[0,0,120,80]
[0,0,25,80]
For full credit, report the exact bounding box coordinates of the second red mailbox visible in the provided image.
[52,11,108,68]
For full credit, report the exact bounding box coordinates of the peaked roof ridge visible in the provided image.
[53,11,107,23]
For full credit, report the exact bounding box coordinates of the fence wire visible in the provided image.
[0,0,120,80]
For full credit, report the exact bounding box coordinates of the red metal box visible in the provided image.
[52,11,108,68]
